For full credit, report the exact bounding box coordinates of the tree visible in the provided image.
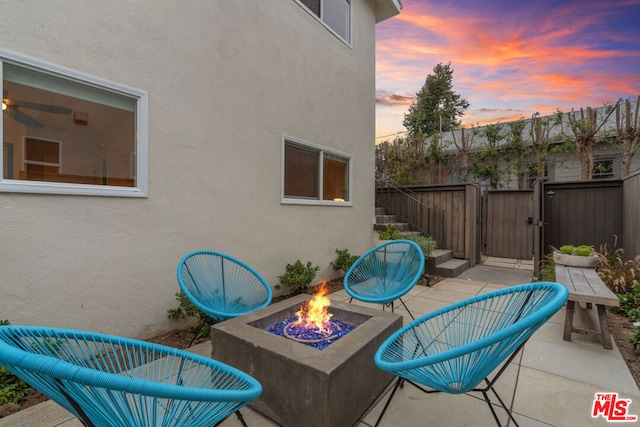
[375,136,430,185]
[471,123,512,189]
[501,119,529,189]
[556,103,618,180]
[449,126,478,182]
[403,62,469,140]
[528,112,561,184]
[424,133,448,184]
[614,96,640,177]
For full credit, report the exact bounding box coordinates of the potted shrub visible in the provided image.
[552,244,598,268]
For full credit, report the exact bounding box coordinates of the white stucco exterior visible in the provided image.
[0,1,400,338]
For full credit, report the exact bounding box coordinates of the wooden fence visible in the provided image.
[375,183,481,266]
[377,177,639,269]
[623,170,640,260]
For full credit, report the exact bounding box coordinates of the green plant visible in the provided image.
[330,249,359,273]
[557,244,595,257]
[611,281,640,318]
[559,245,576,255]
[378,224,401,240]
[537,253,556,282]
[574,245,595,257]
[0,320,31,406]
[630,322,640,351]
[276,260,320,296]
[398,233,437,258]
[598,237,639,294]
[167,291,216,340]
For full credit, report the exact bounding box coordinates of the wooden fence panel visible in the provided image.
[623,171,640,260]
[484,190,534,259]
[375,184,478,260]
[543,180,622,254]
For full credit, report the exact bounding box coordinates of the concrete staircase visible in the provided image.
[374,207,469,278]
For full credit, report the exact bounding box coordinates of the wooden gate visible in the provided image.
[482,189,534,259]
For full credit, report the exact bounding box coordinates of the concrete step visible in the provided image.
[373,222,412,232]
[375,207,385,216]
[429,249,453,264]
[375,214,398,224]
[434,258,470,278]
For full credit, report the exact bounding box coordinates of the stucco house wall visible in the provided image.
[0,1,400,338]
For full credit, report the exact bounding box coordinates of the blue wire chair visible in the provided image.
[374,282,569,427]
[177,250,273,324]
[344,240,424,319]
[0,325,262,427]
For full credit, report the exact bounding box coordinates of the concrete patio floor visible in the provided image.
[2,261,639,426]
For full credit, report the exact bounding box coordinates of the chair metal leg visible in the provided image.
[472,343,526,427]
[374,377,404,427]
[378,344,526,427]
[397,298,415,320]
[213,410,247,427]
[56,381,95,427]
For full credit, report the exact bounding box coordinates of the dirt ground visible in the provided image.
[608,310,640,385]
[3,276,639,419]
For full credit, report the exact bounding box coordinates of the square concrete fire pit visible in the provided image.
[211,294,402,427]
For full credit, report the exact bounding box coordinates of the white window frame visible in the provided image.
[281,135,352,206]
[0,49,148,197]
[295,0,352,46]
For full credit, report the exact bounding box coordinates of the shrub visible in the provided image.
[537,253,556,282]
[167,291,216,340]
[598,237,639,294]
[277,260,320,296]
[399,233,437,258]
[330,249,359,273]
[0,320,32,406]
[377,224,401,240]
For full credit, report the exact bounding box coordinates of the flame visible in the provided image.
[293,281,333,333]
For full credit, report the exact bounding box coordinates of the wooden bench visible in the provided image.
[555,265,620,349]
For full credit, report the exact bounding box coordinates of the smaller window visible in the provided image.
[297,0,351,44]
[282,136,351,206]
[593,159,614,180]
[526,164,548,189]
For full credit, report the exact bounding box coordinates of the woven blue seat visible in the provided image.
[177,250,272,322]
[374,282,568,426]
[0,325,262,427]
[344,240,424,319]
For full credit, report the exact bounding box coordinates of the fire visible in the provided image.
[293,281,333,333]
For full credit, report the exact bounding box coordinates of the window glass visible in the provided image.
[300,0,320,16]
[283,138,351,205]
[296,0,351,44]
[593,160,614,179]
[323,153,348,201]
[284,143,319,198]
[323,0,350,42]
[3,63,135,187]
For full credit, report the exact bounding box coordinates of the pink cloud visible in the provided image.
[375,0,640,138]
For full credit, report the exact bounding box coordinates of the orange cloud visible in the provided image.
[375,0,640,138]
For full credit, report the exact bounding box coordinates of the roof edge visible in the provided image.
[375,0,402,23]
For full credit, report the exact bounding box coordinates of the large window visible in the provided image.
[297,0,351,44]
[1,49,148,197]
[282,136,351,206]
[592,159,614,179]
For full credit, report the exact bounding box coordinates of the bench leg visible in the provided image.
[597,304,613,350]
[564,300,575,342]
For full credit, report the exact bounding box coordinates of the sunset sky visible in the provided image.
[375,0,640,141]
